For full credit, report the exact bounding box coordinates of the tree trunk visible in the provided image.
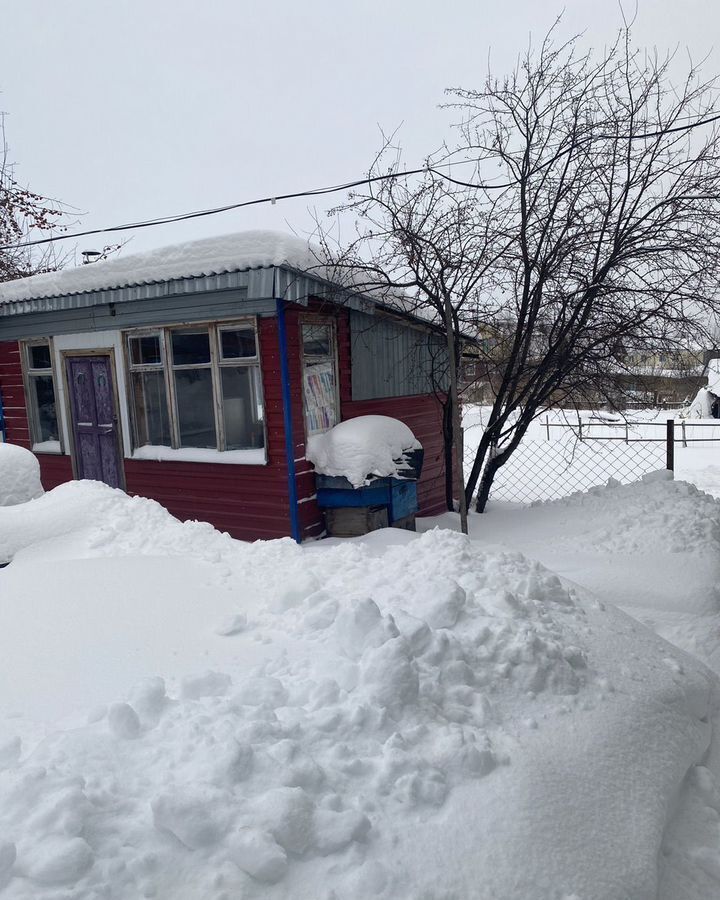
[442,298,468,534]
[464,427,492,510]
[475,447,501,513]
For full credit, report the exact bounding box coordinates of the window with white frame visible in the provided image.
[126,321,265,453]
[23,340,60,450]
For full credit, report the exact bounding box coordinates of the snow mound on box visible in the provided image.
[306,415,421,487]
[0,444,43,507]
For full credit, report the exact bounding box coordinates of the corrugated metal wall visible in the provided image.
[0,293,277,340]
[337,312,449,518]
[350,310,449,401]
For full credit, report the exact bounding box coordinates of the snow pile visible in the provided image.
[0,479,236,563]
[0,487,594,898]
[0,535,590,898]
[686,386,716,418]
[0,231,320,304]
[440,471,720,672]
[708,358,720,396]
[538,471,720,559]
[454,472,720,618]
[0,444,43,507]
[306,415,421,487]
[0,480,717,897]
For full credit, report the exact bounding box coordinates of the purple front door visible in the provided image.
[66,355,123,488]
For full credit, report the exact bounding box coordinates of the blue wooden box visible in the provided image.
[316,475,418,524]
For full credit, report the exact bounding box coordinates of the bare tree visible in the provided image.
[451,27,720,510]
[0,113,66,282]
[318,142,503,533]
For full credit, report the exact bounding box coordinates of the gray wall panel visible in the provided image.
[0,292,277,340]
[350,310,449,400]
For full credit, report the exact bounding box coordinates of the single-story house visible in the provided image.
[0,231,450,541]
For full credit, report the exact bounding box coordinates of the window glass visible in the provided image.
[131,371,171,446]
[221,367,264,449]
[31,376,58,442]
[129,335,162,367]
[302,322,337,435]
[171,330,211,366]
[220,327,257,360]
[29,344,52,370]
[125,323,264,454]
[174,369,217,447]
[302,324,331,359]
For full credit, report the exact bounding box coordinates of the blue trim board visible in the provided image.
[276,298,301,543]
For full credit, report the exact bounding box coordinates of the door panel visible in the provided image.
[66,355,123,488]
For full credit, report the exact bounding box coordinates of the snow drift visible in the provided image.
[0,481,717,898]
[0,444,43,507]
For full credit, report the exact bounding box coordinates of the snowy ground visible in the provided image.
[0,424,720,897]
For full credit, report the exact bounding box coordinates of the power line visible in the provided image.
[3,108,720,253]
[1,164,492,252]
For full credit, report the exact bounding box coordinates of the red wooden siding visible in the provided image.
[38,455,74,490]
[0,327,293,543]
[2,301,448,540]
[123,316,291,542]
[285,301,449,526]
[341,395,447,516]
[0,340,31,449]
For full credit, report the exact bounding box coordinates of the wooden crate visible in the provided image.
[324,505,389,538]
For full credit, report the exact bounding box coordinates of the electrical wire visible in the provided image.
[3,108,720,253]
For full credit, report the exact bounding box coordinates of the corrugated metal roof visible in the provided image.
[0,231,322,304]
[0,228,380,319]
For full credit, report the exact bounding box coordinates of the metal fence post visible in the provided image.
[545,418,550,441]
[681,420,687,448]
[666,419,675,472]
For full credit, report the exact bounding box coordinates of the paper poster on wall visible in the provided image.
[303,361,338,434]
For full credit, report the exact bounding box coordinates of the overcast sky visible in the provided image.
[3,0,719,259]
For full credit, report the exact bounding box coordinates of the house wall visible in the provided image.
[349,309,449,400]
[0,340,30,449]
[285,301,448,528]
[0,321,293,542]
[1,298,449,540]
[340,312,448,517]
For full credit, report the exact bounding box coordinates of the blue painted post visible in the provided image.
[276,298,302,543]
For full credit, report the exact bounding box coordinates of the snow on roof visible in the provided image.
[0,230,323,304]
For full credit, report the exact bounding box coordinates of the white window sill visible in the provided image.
[32,441,63,454]
[130,445,267,465]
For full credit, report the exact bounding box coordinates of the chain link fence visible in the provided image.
[461,414,718,505]
[485,436,667,503]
